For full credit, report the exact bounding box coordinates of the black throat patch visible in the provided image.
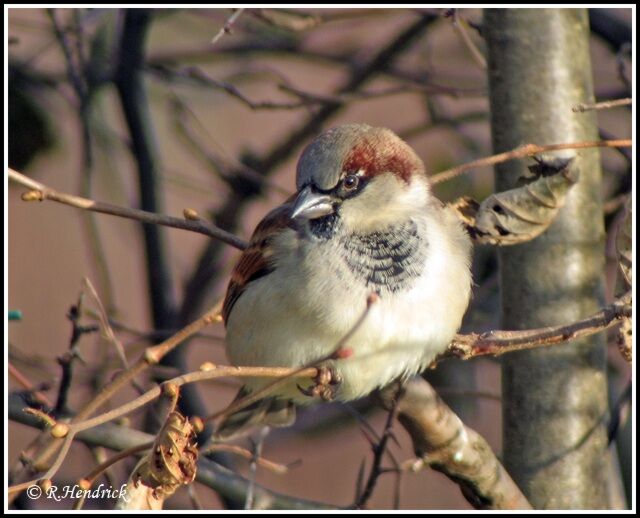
[307,215,427,293]
[308,212,340,240]
[339,219,427,293]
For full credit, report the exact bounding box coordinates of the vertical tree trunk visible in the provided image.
[484,9,613,509]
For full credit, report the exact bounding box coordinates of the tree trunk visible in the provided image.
[484,8,615,509]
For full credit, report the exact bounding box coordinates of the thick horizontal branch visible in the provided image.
[377,379,532,510]
[8,168,248,250]
[443,295,631,361]
[430,139,632,185]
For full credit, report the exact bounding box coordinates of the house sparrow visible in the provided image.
[217,123,472,437]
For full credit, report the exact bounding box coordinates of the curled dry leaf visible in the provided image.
[450,156,579,246]
[616,197,632,290]
[117,411,199,509]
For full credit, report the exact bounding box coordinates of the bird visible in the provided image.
[216,123,472,438]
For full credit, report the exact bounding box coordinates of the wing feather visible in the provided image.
[222,201,295,324]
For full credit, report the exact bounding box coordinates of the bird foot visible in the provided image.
[298,365,342,401]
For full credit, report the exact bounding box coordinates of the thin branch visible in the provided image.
[46,9,87,103]
[354,397,401,508]
[50,7,118,314]
[10,363,317,494]
[8,168,248,250]
[152,61,479,113]
[55,293,98,415]
[245,426,269,510]
[204,444,291,475]
[148,44,486,100]
[430,139,632,185]
[8,364,53,408]
[82,277,129,369]
[443,294,631,361]
[446,9,487,70]
[7,304,222,500]
[210,8,245,45]
[170,96,289,195]
[572,97,632,112]
[71,365,317,435]
[8,394,336,509]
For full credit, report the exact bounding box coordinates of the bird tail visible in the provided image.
[214,386,296,440]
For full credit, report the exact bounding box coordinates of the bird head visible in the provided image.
[292,124,429,234]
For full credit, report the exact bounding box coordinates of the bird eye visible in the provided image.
[342,174,359,190]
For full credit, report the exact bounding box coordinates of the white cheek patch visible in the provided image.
[339,174,422,232]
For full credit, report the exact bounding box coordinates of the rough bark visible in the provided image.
[484,8,613,509]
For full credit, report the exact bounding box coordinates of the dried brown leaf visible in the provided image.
[118,411,199,509]
[450,156,579,246]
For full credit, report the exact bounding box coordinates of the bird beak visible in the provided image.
[290,186,335,220]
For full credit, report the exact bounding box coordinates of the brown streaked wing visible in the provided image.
[222,202,295,325]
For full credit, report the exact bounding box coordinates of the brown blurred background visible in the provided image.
[7,7,632,510]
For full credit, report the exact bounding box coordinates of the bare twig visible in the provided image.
[148,44,485,100]
[7,304,222,500]
[71,365,317,435]
[9,394,334,509]
[204,443,291,475]
[572,97,632,112]
[446,9,486,70]
[55,293,98,415]
[355,396,401,508]
[50,7,117,314]
[430,139,632,185]
[8,364,53,408]
[82,277,129,369]
[170,97,289,196]
[245,426,269,510]
[443,295,632,361]
[153,62,480,112]
[210,8,245,45]
[46,9,87,103]
[9,363,317,498]
[9,168,248,250]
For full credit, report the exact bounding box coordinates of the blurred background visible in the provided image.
[7,7,632,510]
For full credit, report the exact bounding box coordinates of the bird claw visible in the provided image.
[297,365,342,401]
